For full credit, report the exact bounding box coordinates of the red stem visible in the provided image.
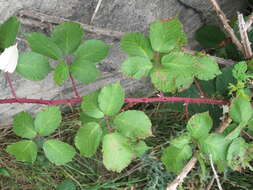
[0,97,228,106]
[69,74,80,98]
[125,97,228,105]
[5,72,18,99]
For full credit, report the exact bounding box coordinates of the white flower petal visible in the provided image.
[0,43,19,73]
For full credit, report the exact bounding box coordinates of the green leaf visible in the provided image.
[102,133,134,172]
[187,112,213,140]
[132,141,149,156]
[51,21,83,54]
[151,52,195,92]
[43,139,76,165]
[161,144,192,174]
[0,168,11,177]
[149,18,187,53]
[6,140,37,163]
[53,60,69,85]
[229,96,253,123]
[216,66,236,96]
[0,16,20,51]
[226,137,249,169]
[79,112,100,123]
[199,133,230,162]
[195,25,226,49]
[25,32,63,60]
[120,33,153,59]
[74,40,108,63]
[170,135,191,148]
[232,61,248,81]
[194,55,221,80]
[74,122,102,157]
[13,112,36,139]
[120,57,153,80]
[225,122,246,141]
[16,52,52,81]
[113,110,152,139]
[81,91,104,119]
[70,60,100,83]
[56,179,76,190]
[98,83,125,116]
[34,107,62,136]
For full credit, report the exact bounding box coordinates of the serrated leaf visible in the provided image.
[170,135,191,148]
[25,32,63,60]
[53,60,69,85]
[194,55,221,80]
[74,122,102,157]
[150,52,195,92]
[195,25,226,49]
[43,139,76,165]
[199,133,230,162]
[13,112,36,139]
[74,40,108,63]
[232,61,248,81]
[229,96,253,123]
[120,57,153,80]
[0,16,20,51]
[102,133,134,172]
[6,140,37,163]
[16,52,52,81]
[120,33,153,59]
[113,110,152,139]
[227,137,249,170]
[133,141,149,156]
[34,107,62,136]
[56,179,76,190]
[51,21,83,54]
[149,18,187,53]
[161,145,192,174]
[187,112,213,140]
[70,60,100,83]
[98,83,125,116]
[81,91,104,119]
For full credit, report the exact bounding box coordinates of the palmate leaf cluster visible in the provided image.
[16,21,108,85]
[7,83,152,172]
[120,18,221,93]
[161,96,253,174]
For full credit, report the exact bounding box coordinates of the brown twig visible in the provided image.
[166,157,198,190]
[17,10,124,39]
[206,176,215,190]
[238,13,253,59]
[245,12,253,31]
[209,154,224,190]
[208,0,243,52]
[181,48,235,66]
[18,10,236,67]
[90,0,103,24]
